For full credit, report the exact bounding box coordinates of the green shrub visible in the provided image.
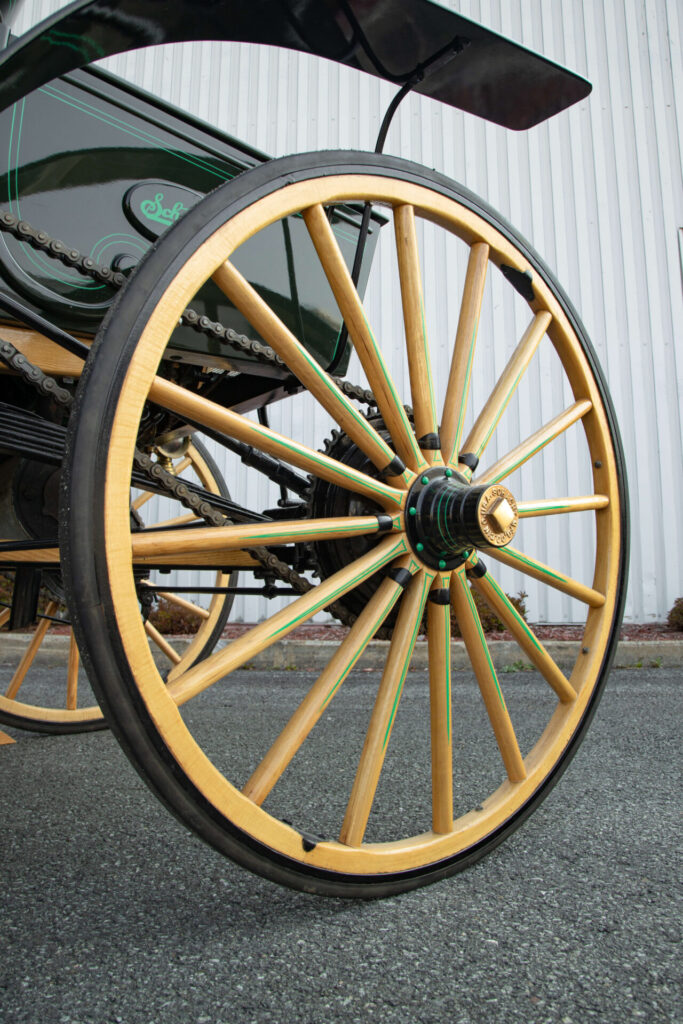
[450,590,528,637]
[148,597,201,635]
[667,597,683,632]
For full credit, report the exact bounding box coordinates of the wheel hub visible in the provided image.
[405,467,518,569]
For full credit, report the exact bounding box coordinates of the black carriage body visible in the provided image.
[0,63,385,378]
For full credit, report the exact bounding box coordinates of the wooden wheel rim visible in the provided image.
[98,167,624,877]
[0,442,229,731]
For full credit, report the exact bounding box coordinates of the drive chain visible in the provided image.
[0,335,359,628]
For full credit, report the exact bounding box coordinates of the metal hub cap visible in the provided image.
[405,467,518,569]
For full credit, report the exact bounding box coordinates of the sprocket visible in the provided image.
[308,416,412,641]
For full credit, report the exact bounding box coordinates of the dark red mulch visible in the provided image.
[221,621,677,642]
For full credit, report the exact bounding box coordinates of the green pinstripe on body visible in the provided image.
[40,84,235,182]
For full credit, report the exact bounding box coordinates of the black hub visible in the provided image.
[405,466,518,569]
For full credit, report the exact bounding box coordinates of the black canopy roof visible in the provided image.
[0,0,590,129]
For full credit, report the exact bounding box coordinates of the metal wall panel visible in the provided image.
[13,0,683,623]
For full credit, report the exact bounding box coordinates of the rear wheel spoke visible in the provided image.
[66,633,80,710]
[5,601,58,700]
[144,619,182,665]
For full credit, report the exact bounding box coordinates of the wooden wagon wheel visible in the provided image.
[62,152,628,896]
[0,439,235,734]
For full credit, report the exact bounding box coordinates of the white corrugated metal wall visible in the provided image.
[13,1,683,623]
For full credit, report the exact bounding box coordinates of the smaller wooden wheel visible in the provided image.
[0,439,234,734]
[64,152,628,896]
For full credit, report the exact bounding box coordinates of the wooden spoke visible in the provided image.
[450,571,526,782]
[394,204,439,460]
[302,203,426,473]
[5,601,58,700]
[459,311,552,473]
[242,556,419,806]
[167,535,407,706]
[484,545,605,608]
[149,376,405,510]
[0,547,60,567]
[478,400,592,485]
[517,495,610,518]
[170,455,193,477]
[339,570,433,846]
[144,619,182,665]
[0,607,10,628]
[147,512,199,529]
[440,242,489,464]
[132,489,155,512]
[66,633,79,710]
[131,515,400,562]
[155,590,211,621]
[427,574,454,833]
[470,569,576,703]
[213,258,410,484]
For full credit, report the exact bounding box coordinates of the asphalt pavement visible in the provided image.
[0,665,680,1024]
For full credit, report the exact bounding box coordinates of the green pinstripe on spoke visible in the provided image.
[476,363,527,458]
[320,584,407,710]
[484,572,543,655]
[418,295,437,431]
[481,401,592,485]
[458,573,507,709]
[168,537,406,705]
[517,496,609,518]
[452,321,478,457]
[269,539,407,643]
[383,573,432,748]
[358,305,422,470]
[494,547,568,588]
[519,502,569,515]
